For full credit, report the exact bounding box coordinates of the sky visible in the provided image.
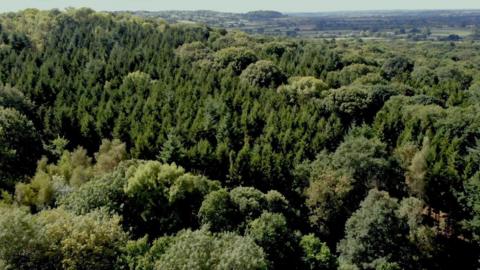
[1,0,480,13]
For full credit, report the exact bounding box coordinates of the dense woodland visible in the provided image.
[1,8,480,270]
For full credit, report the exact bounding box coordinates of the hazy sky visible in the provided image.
[1,0,480,13]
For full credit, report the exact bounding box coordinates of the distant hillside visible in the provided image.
[245,10,285,20]
[131,9,480,39]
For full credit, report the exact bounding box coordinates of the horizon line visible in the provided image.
[3,7,480,14]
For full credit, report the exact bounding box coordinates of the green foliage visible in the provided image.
[15,139,127,210]
[337,189,412,270]
[322,85,396,122]
[397,196,439,264]
[15,168,55,210]
[125,161,220,236]
[306,169,353,237]
[230,187,267,220]
[459,172,480,243]
[381,55,414,81]
[199,186,291,233]
[0,83,33,115]
[330,135,391,183]
[214,47,258,74]
[0,206,127,270]
[120,236,174,270]
[154,229,268,270]
[247,212,298,269]
[94,139,127,175]
[240,60,287,88]
[59,160,142,215]
[157,133,186,164]
[326,64,375,88]
[0,206,46,270]
[406,137,429,197]
[300,234,336,270]
[277,76,328,103]
[374,95,443,146]
[211,31,254,49]
[38,209,128,270]
[0,107,41,190]
[58,147,93,187]
[44,136,69,159]
[263,42,294,58]
[176,41,211,61]
[377,98,480,214]
[305,133,402,238]
[1,9,350,198]
[198,188,237,232]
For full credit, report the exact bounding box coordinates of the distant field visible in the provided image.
[132,10,480,40]
[431,28,473,37]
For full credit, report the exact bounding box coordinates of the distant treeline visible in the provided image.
[133,9,480,39]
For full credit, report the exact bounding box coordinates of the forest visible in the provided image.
[0,8,480,270]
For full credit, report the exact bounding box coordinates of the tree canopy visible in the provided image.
[0,8,479,270]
